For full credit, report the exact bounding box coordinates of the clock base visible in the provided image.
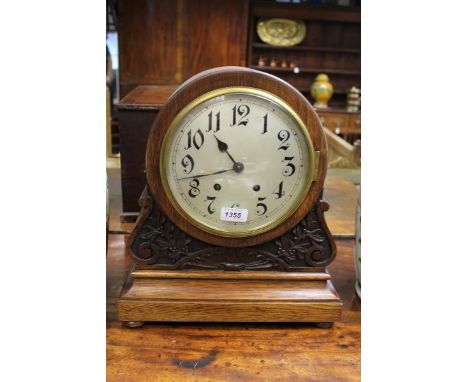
[122,321,144,328]
[118,268,342,324]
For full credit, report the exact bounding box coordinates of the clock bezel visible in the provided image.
[146,67,328,247]
[159,87,316,238]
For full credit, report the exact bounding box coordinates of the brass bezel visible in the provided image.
[159,86,318,238]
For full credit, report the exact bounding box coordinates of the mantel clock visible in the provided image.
[118,67,342,327]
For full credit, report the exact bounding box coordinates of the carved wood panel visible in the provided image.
[129,187,336,271]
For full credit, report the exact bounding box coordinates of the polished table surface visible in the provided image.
[107,235,360,381]
[106,164,360,381]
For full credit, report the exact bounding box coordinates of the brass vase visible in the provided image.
[310,73,333,109]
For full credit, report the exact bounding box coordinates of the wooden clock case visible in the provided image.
[118,67,342,327]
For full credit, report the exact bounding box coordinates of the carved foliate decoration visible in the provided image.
[129,187,336,271]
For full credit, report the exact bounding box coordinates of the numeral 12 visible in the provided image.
[230,104,250,126]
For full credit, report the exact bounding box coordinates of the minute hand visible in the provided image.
[177,168,234,181]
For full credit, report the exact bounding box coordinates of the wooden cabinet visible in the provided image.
[348,114,361,133]
[117,1,360,102]
[116,2,361,217]
[117,0,249,98]
[248,1,360,108]
[317,109,361,144]
[118,86,178,219]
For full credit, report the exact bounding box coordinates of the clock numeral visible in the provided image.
[205,196,216,215]
[277,130,290,150]
[184,129,205,150]
[181,154,194,174]
[282,156,296,176]
[272,181,285,199]
[256,197,267,216]
[230,104,250,127]
[262,113,268,134]
[207,111,220,132]
[184,130,192,150]
[188,178,200,198]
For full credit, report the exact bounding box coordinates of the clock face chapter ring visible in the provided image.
[160,87,316,239]
[146,67,327,247]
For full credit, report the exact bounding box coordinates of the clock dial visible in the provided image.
[161,87,316,237]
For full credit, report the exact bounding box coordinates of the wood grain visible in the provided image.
[117,0,249,97]
[249,2,361,108]
[118,86,178,215]
[118,269,342,323]
[322,176,358,238]
[182,0,249,77]
[107,234,360,381]
[128,187,337,270]
[118,0,179,92]
[146,66,328,247]
[131,270,331,280]
[251,2,361,22]
[119,85,179,110]
[319,109,361,137]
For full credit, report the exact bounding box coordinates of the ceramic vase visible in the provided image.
[310,73,333,108]
[346,86,361,112]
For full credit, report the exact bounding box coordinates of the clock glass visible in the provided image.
[160,87,316,238]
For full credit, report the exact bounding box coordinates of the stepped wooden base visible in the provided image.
[118,269,342,325]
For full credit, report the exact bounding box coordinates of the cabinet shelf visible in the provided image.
[250,65,361,76]
[252,2,361,23]
[248,1,360,108]
[252,43,360,54]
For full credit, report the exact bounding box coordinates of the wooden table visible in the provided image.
[107,235,360,381]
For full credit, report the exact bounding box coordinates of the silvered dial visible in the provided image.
[161,88,315,237]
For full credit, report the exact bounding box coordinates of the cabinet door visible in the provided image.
[319,114,349,134]
[346,115,361,134]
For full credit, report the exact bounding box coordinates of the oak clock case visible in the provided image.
[118,67,342,326]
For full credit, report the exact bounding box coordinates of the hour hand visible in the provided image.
[214,135,228,152]
[213,135,237,164]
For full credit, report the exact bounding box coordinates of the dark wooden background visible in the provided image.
[115,0,361,219]
[118,0,250,98]
[117,0,360,100]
